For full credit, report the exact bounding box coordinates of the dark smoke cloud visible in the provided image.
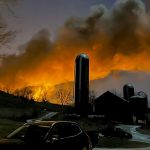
[59,0,150,58]
[0,29,53,87]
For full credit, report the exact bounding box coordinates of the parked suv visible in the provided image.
[0,121,92,150]
[100,126,132,139]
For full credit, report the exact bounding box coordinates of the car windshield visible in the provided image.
[7,124,51,141]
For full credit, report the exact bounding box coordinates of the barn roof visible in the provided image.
[95,91,128,103]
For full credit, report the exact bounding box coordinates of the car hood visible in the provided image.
[0,138,25,145]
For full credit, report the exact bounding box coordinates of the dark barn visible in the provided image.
[95,91,132,123]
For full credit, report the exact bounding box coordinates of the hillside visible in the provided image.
[0,91,73,121]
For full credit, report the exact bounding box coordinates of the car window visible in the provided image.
[8,124,50,142]
[67,124,82,136]
[24,125,50,141]
[51,123,82,138]
[7,125,29,139]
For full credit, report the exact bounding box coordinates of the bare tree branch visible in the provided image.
[0,0,18,47]
[56,87,73,106]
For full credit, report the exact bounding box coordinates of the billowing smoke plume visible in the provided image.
[0,0,150,101]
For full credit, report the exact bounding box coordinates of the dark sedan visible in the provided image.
[0,120,92,150]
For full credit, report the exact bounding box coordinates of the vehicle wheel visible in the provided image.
[82,147,88,150]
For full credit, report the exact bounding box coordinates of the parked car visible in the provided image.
[100,126,132,139]
[0,120,92,150]
[85,131,99,147]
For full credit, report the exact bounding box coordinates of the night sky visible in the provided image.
[1,0,116,54]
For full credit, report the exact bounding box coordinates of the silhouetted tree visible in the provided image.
[56,87,73,106]
[35,86,49,102]
[14,87,34,101]
[89,90,96,113]
[0,0,19,46]
[89,90,96,104]
[2,86,12,94]
[40,89,49,102]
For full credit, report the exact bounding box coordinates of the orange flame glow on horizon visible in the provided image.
[0,48,150,102]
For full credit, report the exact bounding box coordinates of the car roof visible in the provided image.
[25,120,79,127]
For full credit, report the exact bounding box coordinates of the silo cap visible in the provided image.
[124,83,134,88]
[76,54,89,59]
[130,95,144,99]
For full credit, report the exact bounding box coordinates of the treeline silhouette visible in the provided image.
[0,90,73,122]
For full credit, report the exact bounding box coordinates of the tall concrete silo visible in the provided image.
[123,84,134,101]
[74,54,89,115]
